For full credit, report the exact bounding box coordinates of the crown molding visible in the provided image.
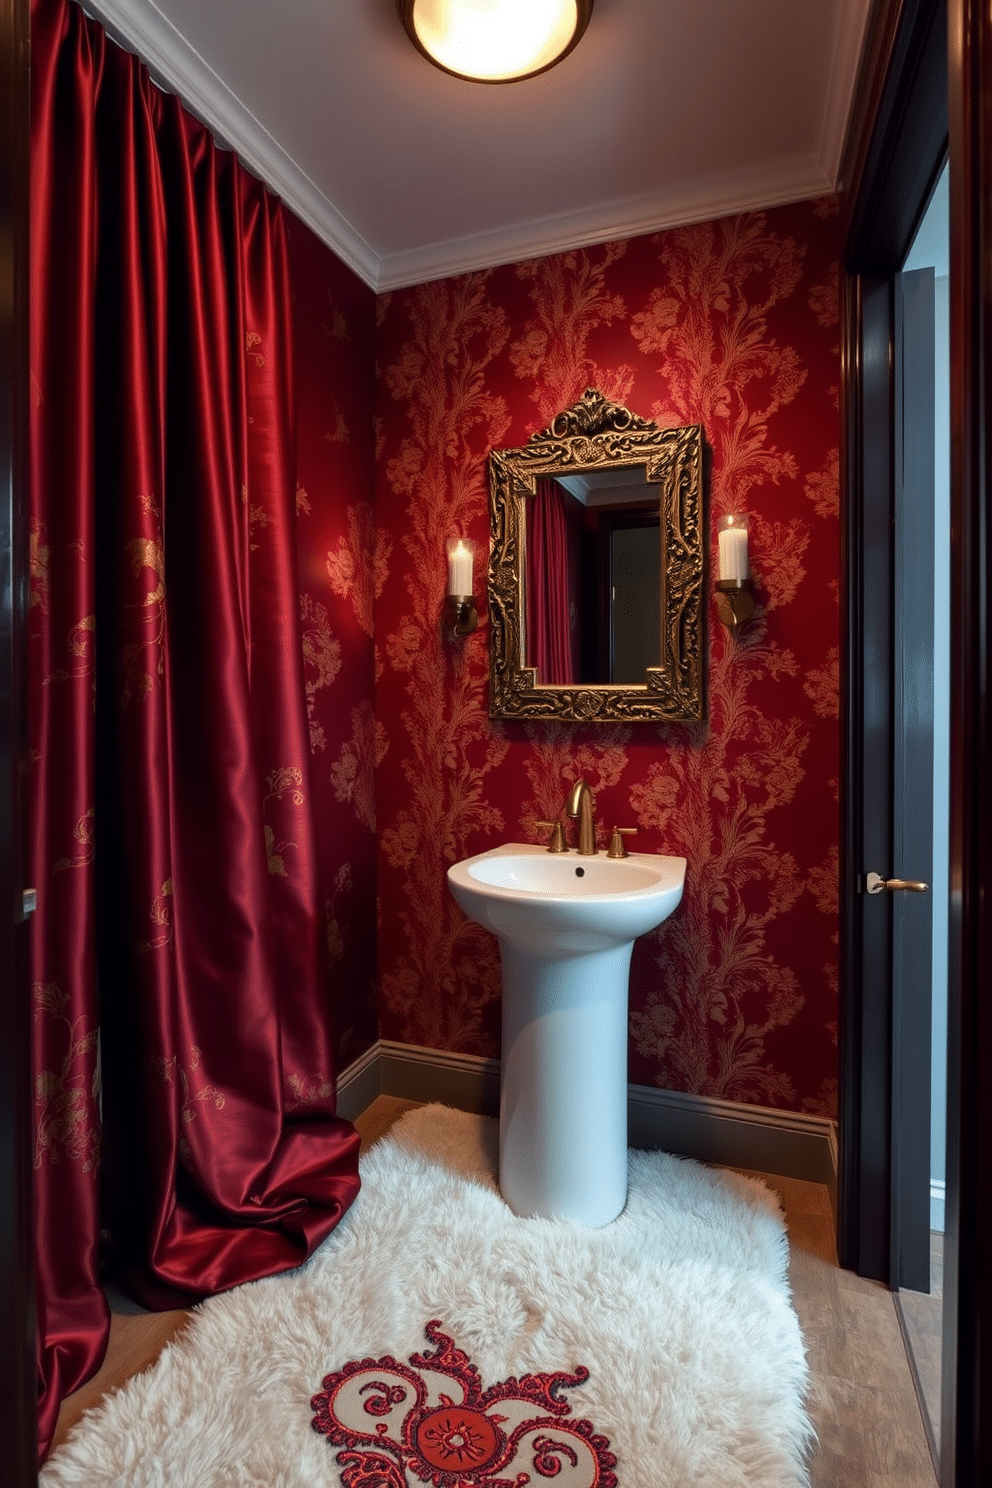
[81,0,845,297]
[374,157,836,291]
[815,0,875,183]
[81,0,381,289]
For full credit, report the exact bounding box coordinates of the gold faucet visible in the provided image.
[566,778,597,855]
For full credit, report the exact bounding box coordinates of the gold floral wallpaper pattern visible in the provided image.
[158,196,840,1117]
[31,181,842,1171]
[373,200,841,1117]
[286,220,379,1069]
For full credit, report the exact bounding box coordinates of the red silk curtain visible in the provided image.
[525,478,579,685]
[29,0,360,1456]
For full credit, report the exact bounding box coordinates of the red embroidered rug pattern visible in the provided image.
[311,1320,618,1487]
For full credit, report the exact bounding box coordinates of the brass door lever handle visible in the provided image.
[865,871,929,894]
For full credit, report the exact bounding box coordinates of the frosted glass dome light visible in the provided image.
[399,0,594,83]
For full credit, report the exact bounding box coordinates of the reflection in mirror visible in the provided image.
[524,471,661,686]
[489,389,705,723]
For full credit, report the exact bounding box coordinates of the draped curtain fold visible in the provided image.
[525,477,579,685]
[29,0,360,1457]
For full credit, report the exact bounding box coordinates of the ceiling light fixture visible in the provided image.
[398,0,594,84]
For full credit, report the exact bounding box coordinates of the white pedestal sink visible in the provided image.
[447,844,686,1225]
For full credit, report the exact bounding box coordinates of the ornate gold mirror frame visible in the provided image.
[488,389,705,722]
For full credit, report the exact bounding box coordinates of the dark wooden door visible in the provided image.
[890,264,936,1295]
[842,263,938,1293]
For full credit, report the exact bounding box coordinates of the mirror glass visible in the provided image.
[488,389,705,723]
[524,468,662,686]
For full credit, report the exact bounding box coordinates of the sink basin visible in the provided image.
[448,844,685,955]
[448,843,686,1225]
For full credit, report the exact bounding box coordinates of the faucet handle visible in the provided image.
[607,826,637,859]
[536,820,567,853]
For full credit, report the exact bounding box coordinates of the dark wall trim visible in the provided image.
[846,0,949,268]
[337,1041,840,1199]
[842,0,912,196]
[0,0,37,1478]
[840,0,948,1282]
[839,268,897,1280]
[842,0,992,1482]
[944,1,992,1481]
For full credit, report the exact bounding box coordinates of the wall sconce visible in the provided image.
[714,513,755,630]
[443,536,479,636]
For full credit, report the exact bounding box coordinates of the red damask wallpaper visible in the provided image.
[374,200,841,1117]
[287,220,379,1070]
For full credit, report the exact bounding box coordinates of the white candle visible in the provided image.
[447,539,473,596]
[718,523,748,583]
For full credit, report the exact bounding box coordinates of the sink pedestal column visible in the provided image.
[498,941,632,1226]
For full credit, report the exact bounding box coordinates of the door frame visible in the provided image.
[944,0,992,1479]
[840,0,947,1286]
[841,0,992,1482]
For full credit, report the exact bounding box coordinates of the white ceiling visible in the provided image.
[83,0,873,292]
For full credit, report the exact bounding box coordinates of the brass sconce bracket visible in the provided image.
[442,595,479,637]
[715,579,755,630]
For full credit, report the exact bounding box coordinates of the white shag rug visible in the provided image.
[42,1104,813,1488]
